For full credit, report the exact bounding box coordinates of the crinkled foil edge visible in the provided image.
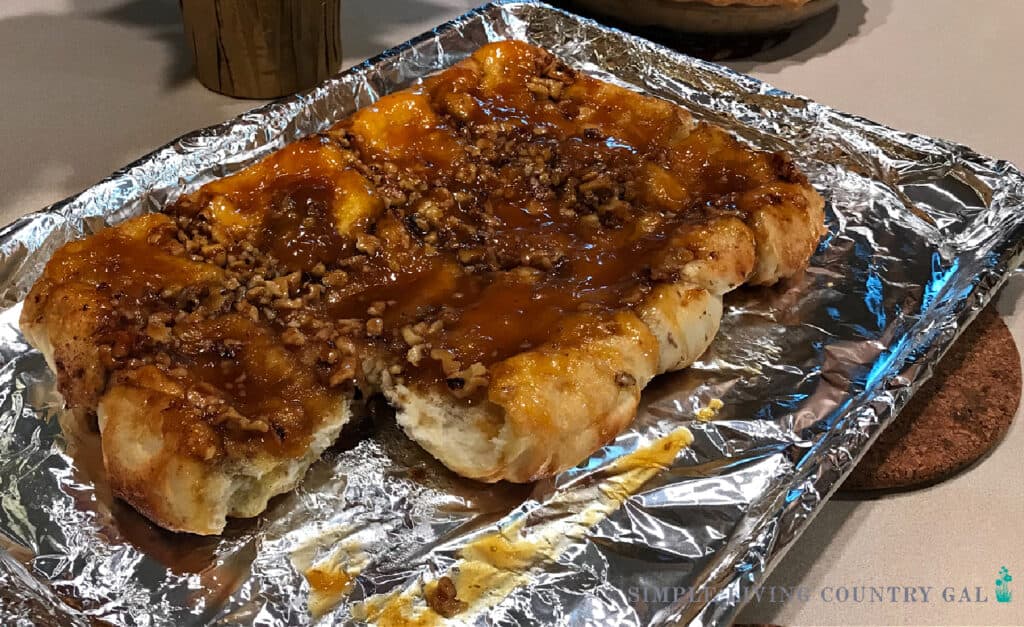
[0,2,1022,626]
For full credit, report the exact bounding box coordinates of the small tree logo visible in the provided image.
[995,566,1013,603]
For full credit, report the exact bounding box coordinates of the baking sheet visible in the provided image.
[0,1,1023,625]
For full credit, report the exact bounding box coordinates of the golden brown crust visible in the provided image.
[488,311,661,481]
[21,40,825,529]
[382,42,822,482]
[99,366,349,534]
[21,214,224,408]
[21,212,351,534]
[389,310,664,483]
[98,372,227,535]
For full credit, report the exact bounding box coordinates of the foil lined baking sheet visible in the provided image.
[1,2,1023,625]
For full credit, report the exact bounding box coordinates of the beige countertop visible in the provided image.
[0,1,1021,625]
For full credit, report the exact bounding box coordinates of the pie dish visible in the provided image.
[21,40,825,535]
[570,0,839,34]
[687,0,813,6]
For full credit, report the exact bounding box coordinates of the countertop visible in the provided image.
[0,1,1021,625]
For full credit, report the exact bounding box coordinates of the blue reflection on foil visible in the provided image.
[864,271,886,331]
[921,251,959,311]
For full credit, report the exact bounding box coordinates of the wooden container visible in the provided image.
[180,0,343,99]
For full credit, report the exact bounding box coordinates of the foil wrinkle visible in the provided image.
[0,2,1022,625]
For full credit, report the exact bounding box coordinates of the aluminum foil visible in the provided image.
[1,2,1023,625]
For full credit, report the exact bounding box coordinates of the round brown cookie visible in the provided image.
[841,306,1020,492]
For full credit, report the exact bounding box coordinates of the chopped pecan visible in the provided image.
[401,324,426,346]
[328,358,358,387]
[281,327,306,347]
[429,348,462,377]
[425,576,467,619]
[365,318,384,337]
[355,233,381,256]
[447,362,489,399]
[212,406,269,433]
[322,270,349,288]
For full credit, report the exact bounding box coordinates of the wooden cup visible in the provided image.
[180,0,343,99]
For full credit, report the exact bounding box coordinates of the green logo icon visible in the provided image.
[996,566,1013,603]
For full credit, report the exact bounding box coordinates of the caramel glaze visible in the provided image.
[29,40,812,463]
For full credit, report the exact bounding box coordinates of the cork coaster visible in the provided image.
[841,306,1020,492]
